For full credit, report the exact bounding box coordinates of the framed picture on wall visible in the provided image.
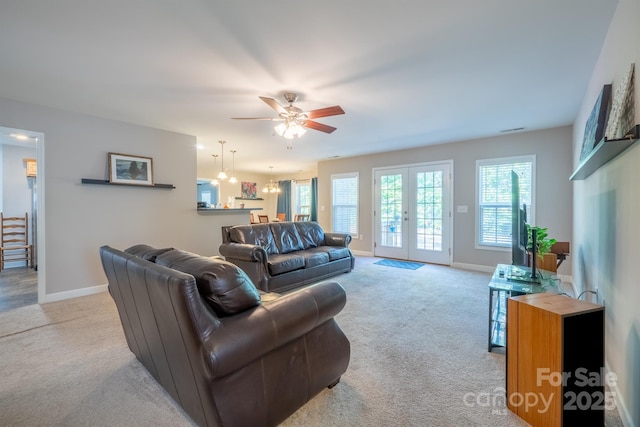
[605,63,635,140]
[580,83,612,161]
[241,181,257,199]
[108,152,154,186]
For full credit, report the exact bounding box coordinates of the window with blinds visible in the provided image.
[331,172,359,236]
[476,156,535,248]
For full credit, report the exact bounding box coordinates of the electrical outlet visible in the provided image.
[359,234,363,240]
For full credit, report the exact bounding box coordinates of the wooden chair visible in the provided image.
[258,215,270,223]
[294,214,310,221]
[250,213,259,224]
[276,213,286,222]
[1,212,33,271]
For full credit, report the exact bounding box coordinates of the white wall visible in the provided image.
[0,97,252,300]
[318,126,574,272]
[572,0,640,424]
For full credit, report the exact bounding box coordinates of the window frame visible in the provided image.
[331,172,359,236]
[475,155,536,250]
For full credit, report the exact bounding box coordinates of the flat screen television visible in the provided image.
[510,171,539,283]
[511,171,528,266]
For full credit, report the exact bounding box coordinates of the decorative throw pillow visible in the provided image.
[155,249,260,316]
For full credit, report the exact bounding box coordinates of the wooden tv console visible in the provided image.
[507,293,605,426]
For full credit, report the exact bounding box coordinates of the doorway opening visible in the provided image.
[0,125,45,312]
[373,160,453,265]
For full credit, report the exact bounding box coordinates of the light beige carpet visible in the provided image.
[0,257,623,426]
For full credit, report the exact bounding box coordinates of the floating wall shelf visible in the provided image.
[81,178,175,189]
[570,125,639,181]
[235,197,264,200]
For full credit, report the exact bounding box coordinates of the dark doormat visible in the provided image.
[374,258,424,270]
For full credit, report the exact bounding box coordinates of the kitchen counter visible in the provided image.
[197,207,263,214]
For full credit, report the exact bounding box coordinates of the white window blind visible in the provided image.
[331,173,358,235]
[477,156,535,248]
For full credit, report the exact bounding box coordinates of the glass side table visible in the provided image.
[487,264,560,352]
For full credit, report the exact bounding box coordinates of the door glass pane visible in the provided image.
[295,183,312,215]
[416,171,443,251]
[380,174,403,247]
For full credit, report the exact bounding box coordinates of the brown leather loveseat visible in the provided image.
[100,244,350,427]
[219,221,354,293]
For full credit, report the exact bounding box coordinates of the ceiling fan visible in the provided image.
[232,93,345,140]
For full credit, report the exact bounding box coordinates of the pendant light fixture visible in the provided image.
[210,155,219,186]
[228,150,238,184]
[262,166,281,193]
[217,140,228,180]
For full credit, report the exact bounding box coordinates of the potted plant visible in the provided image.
[526,225,558,272]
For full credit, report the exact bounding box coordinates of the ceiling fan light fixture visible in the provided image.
[274,123,287,137]
[274,122,307,140]
[235,93,343,149]
[289,123,307,138]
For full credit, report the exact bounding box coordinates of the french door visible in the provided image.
[374,162,452,265]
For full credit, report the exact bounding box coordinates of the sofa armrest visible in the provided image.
[219,242,268,262]
[324,232,352,247]
[202,281,347,378]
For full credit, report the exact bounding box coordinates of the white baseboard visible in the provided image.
[43,284,108,303]
[451,262,495,273]
[606,362,635,427]
[351,250,373,257]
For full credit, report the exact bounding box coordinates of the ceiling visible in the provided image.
[0,1,617,175]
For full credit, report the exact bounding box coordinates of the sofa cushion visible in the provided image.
[267,253,305,276]
[270,222,305,254]
[309,246,351,261]
[294,222,325,249]
[125,244,174,262]
[229,224,278,255]
[300,251,330,268]
[156,249,260,316]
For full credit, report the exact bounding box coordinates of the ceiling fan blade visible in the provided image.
[306,105,345,119]
[231,117,282,121]
[259,96,287,115]
[304,120,337,134]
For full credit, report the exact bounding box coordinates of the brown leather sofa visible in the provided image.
[219,221,354,293]
[100,244,350,427]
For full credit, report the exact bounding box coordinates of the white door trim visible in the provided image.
[372,159,453,265]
